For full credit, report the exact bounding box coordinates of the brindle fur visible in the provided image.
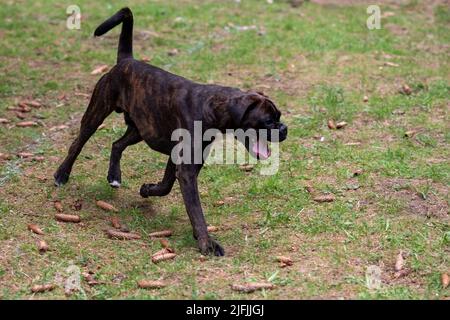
[54,8,287,256]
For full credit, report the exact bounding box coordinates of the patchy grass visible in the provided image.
[0,0,448,299]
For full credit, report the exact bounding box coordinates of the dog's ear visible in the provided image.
[228,93,263,127]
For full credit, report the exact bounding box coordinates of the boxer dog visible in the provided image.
[54,8,287,256]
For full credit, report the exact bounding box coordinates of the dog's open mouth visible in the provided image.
[252,138,271,160]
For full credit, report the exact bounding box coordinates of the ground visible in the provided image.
[0,0,448,299]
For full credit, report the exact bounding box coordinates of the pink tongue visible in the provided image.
[252,139,270,159]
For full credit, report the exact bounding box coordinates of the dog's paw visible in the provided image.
[54,171,69,187]
[140,183,171,197]
[198,237,225,257]
[140,183,157,197]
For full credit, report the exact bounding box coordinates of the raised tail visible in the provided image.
[94,7,134,63]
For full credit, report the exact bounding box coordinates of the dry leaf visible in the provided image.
[37,240,48,253]
[384,61,399,67]
[149,230,172,238]
[276,256,293,266]
[159,238,170,248]
[96,200,118,212]
[17,152,33,158]
[54,200,63,212]
[167,48,179,56]
[239,164,254,172]
[55,214,80,223]
[327,119,336,130]
[400,84,412,95]
[353,169,364,176]
[27,224,44,235]
[395,251,404,272]
[16,121,38,127]
[231,282,274,293]
[105,229,141,240]
[336,121,347,129]
[82,272,100,286]
[0,153,12,160]
[152,252,176,263]
[137,280,167,289]
[73,199,82,211]
[404,130,417,138]
[111,217,121,229]
[313,194,335,203]
[90,64,109,75]
[31,284,55,293]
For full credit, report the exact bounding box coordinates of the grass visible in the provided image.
[0,0,449,299]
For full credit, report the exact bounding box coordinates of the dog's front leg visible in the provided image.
[177,164,224,256]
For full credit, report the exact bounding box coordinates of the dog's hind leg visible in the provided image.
[140,158,176,197]
[54,83,114,186]
[107,125,142,188]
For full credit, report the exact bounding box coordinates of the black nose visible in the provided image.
[279,124,287,140]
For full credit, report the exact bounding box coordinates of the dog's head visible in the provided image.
[228,92,287,160]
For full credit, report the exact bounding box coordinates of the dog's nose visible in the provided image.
[279,124,287,141]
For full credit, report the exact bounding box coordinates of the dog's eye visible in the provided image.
[265,119,274,126]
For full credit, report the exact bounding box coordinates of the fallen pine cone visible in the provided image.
[31,284,55,293]
[441,273,449,289]
[25,100,42,108]
[0,118,11,124]
[90,64,109,75]
[15,111,26,119]
[149,230,172,238]
[105,229,141,240]
[152,252,176,264]
[276,256,293,267]
[54,200,63,212]
[55,214,80,223]
[327,119,336,130]
[16,121,38,127]
[207,226,219,232]
[137,280,167,289]
[231,282,274,293]
[27,224,44,235]
[152,248,175,257]
[336,121,347,129]
[110,216,121,229]
[96,200,118,212]
[353,169,364,176]
[363,95,369,103]
[313,194,335,203]
[37,240,49,253]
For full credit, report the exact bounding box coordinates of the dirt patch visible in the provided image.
[373,178,449,218]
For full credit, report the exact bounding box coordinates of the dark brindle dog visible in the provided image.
[54,7,287,256]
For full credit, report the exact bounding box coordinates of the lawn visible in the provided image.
[0,0,448,299]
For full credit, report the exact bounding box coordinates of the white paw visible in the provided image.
[110,180,121,188]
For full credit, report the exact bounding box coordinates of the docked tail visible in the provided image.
[94,7,134,63]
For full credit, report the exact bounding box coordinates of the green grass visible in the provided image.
[0,0,449,299]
